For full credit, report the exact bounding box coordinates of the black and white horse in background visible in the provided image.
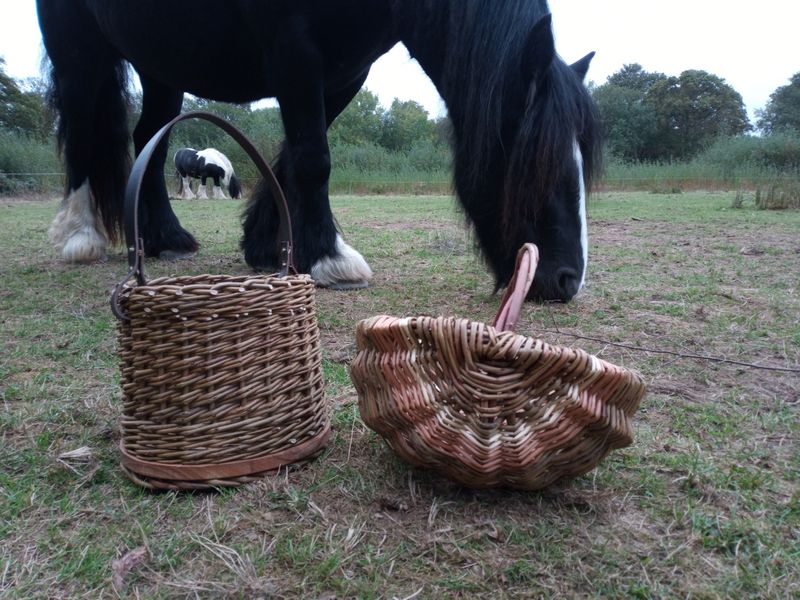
[38,0,600,299]
[174,147,242,200]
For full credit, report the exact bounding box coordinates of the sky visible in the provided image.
[2,1,798,123]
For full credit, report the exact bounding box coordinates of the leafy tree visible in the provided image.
[595,65,751,161]
[757,72,800,134]
[593,64,666,161]
[242,106,284,156]
[606,63,666,94]
[593,84,659,161]
[181,96,251,125]
[432,116,453,149]
[154,97,283,182]
[0,58,21,125]
[380,99,434,152]
[329,89,384,146]
[175,96,252,149]
[0,58,52,141]
[646,70,751,159]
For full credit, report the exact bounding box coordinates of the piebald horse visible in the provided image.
[174,147,242,200]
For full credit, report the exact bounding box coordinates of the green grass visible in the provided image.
[1,191,798,597]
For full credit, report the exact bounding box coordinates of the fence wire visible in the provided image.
[1,171,799,196]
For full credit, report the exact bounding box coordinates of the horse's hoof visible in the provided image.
[318,280,370,291]
[159,250,196,261]
[251,264,279,274]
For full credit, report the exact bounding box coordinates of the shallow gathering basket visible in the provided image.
[111,112,329,490]
[350,244,646,490]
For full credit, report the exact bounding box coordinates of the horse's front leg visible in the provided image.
[242,78,371,289]
[132,76,198,259]
[282,98,373,288]
[196,176,209,200]
[179,176,195,200]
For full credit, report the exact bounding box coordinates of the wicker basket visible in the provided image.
[111,112,329,490]
[350,244,646,490]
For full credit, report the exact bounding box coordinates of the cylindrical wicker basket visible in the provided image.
[350,244,646,490]
[111,112,329,490]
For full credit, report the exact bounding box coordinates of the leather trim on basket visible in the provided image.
[119,426,331,481]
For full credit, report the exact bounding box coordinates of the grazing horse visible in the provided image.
[38,0,600,300]
[174,148,242,200]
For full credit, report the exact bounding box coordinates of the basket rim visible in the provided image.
[119,425,331,481]
[355,313,644,381]
[116,272,318,320]
[121,272,315,287]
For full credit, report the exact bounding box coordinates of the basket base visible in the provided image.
[120,426,331,490]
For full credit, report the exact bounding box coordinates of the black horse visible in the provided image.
[174,147,242,200]
[38,0,600,300]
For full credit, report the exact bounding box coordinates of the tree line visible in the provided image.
[168,92,453,181]
[592,64,800,163]
[177,65,800,170]
[166,91,451,155]
[2,55,799,188]
[0,57,54,142]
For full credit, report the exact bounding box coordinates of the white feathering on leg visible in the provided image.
[310,234,373,287]
[196,184,208,199]
[48,181,108,262]
[180,176,195,199]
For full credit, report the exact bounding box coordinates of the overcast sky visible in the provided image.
[2,1,798,122]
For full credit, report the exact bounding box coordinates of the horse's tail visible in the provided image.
[228,173,242,199]
[47,60,131,245]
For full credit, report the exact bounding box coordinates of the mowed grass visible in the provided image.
[1,191,798,598]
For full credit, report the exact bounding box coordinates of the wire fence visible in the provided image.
[2,171,799,197]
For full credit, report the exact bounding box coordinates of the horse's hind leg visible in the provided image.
[212,175,226,200]
[132,76,198,258]
[48,71,128,262]
[40,3,130,262]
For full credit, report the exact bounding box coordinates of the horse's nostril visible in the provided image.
[556,267,581,301]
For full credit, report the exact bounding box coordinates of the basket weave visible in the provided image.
[350,244,646,490]
[112,112,329,490]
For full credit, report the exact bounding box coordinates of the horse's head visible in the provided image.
[515,17,600,303]
[447,12,601,303]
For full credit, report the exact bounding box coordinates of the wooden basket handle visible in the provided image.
[111,111,291,321]
[492,243,539,332]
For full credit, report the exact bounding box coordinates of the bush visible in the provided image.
[330,140,451,175]
[755,183,800,210]
[696,132,800,176]
[0,127,60,194]
[601,153,720,190]
[601,133,800,191]
[330,142,400,173]
[407,140,451,172]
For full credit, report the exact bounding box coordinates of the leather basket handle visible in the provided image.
[492,244,539,332]
[111,111,291,320]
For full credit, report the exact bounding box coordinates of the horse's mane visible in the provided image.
[438,0,602,242]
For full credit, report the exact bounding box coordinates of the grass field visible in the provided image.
[1,191,798,598]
